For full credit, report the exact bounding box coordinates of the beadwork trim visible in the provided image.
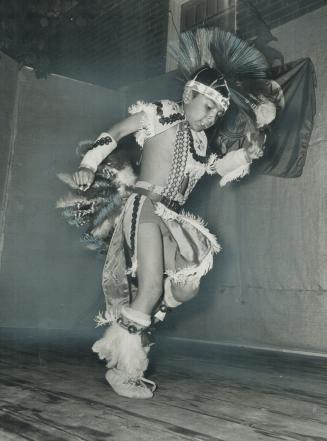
[185,80,230,111]
[130,195,141,257]
[162,122,209,202]
[162,122,190,201]
[154,101,185,126]
[188,128,208,164]
[91,135,113,148]
[117,315,150,335]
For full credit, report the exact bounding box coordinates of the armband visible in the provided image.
[79,132,117,172]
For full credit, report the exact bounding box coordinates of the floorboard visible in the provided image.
[0,329,326,441]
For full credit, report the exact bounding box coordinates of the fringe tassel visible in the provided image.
[219,163,250,187]
[155,203,221,286]
[94,310,114,327]
[155,203,221,253]
[206,153,219,175]
[128,101,155,147]
[165,251,213,287]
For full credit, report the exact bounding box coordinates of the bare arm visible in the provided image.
[73,112,144,189]
[107,111,146,143]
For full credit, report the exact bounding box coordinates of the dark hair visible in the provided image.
[193,66,230,98]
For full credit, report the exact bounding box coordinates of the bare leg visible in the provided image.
[131,222,164,315]
[94,220,163,399]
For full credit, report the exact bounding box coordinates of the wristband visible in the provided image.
[78,165,96,173]
[79,132,117,172]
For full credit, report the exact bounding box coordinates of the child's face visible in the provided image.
[184,92,225,131]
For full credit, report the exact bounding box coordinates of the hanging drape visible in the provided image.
[253,58,317,177]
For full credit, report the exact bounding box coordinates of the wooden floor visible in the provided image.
[0,329,327,441]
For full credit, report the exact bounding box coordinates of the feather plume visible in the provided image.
[114,165,137,187]
[56,192,88,208]
[57,173,79,189]
[169,28,268,81]
[57,133,137,253]
[209,28,268,80]
[91,218,115,239]
[93,193,122,227]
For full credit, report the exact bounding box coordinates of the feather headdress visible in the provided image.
[170,28,283,153]
[169,27,270,116]
[170,28,268,80]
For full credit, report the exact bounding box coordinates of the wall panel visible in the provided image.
[0,65,125,329]
[164,6,327,353]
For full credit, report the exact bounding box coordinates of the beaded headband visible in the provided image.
[185,80,230,112]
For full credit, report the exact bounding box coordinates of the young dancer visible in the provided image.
[71,29,281,398]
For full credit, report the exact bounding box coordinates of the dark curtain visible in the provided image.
[253,58,317,177]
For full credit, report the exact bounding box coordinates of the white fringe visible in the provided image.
[128,101,155,147]
[94,310,114,327]
[92,322,149,377]
[219,163,250,187]
[206,153,219,175]
[155,204,221,253]
[165,252,213,287]
[155,203,221,286]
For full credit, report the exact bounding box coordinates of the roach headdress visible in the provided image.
[170,27,284,154]
[169,27,272,117]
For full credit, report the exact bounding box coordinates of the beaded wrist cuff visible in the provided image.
[91,135,114,149]
[79,132,117,172]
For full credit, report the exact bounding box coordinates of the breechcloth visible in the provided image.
[101,180,221,315]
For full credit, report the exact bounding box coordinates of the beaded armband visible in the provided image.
[91,135,113,148]
[79,132,117,173]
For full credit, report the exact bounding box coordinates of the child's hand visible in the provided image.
[73,167,95,191]
[244,131,265,161]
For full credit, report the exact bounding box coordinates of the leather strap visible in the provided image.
[133,187,181,212]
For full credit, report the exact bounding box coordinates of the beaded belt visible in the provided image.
[133,187,181,213]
